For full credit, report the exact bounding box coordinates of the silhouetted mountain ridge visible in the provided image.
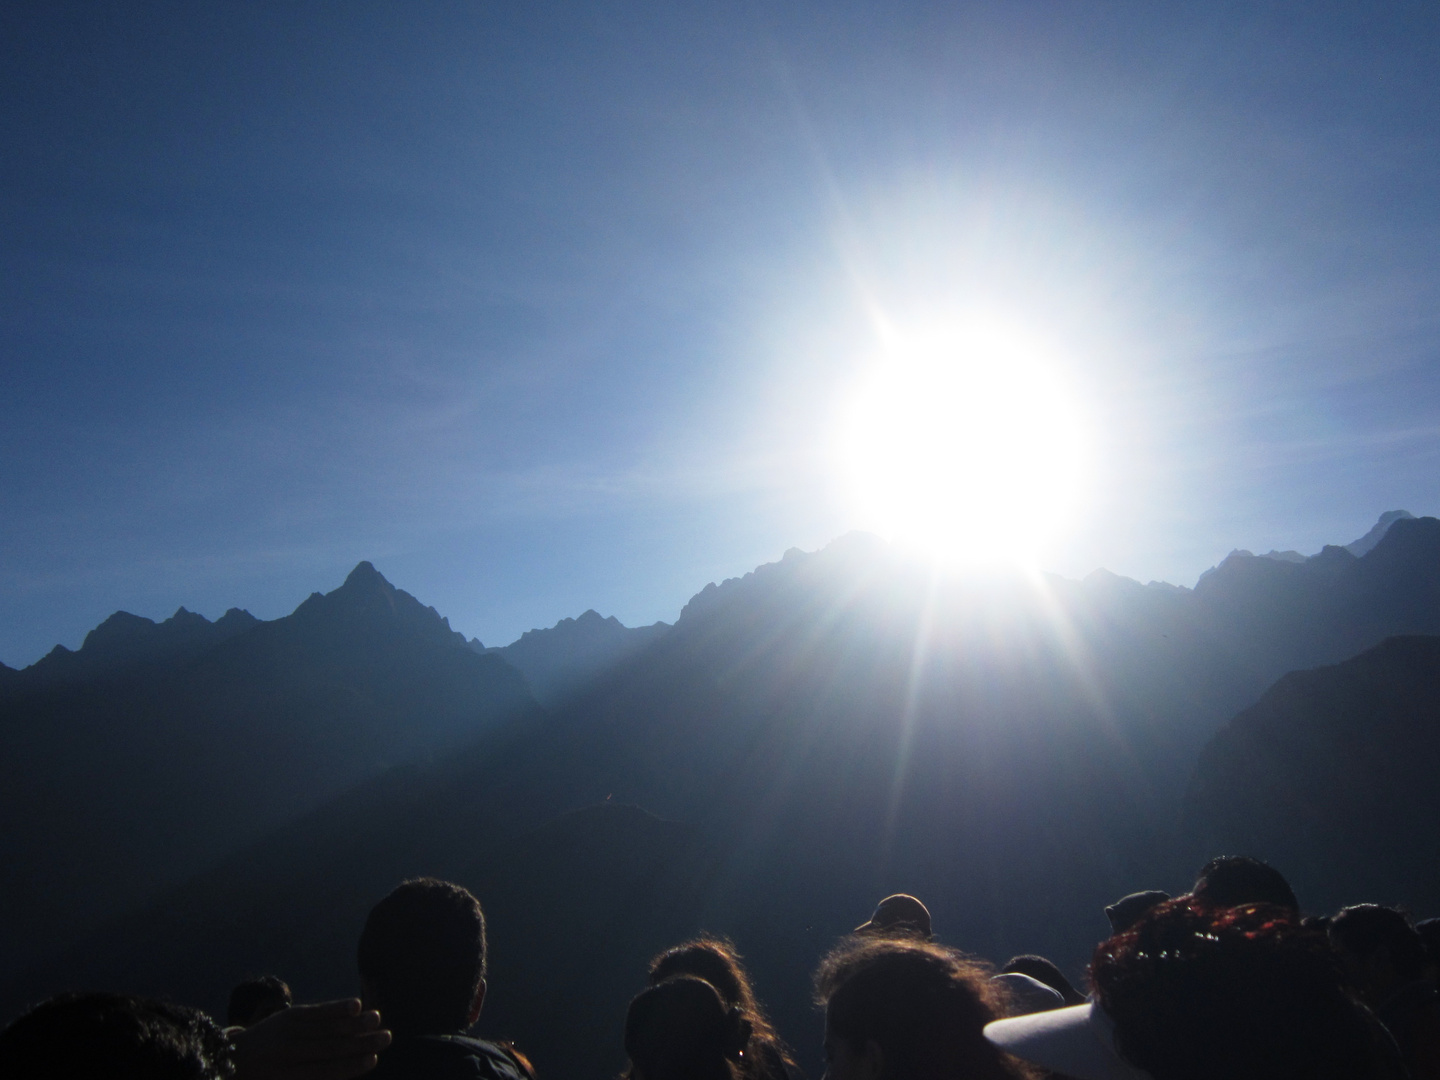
[0,562,538,975]
[1196,510,1415,580]
[1185,633,1440,913]
[14,517,1440,1077]
[9,606,260,690]
[288,561,473,649]
[11,517,1440,1078]
[479,607,670,706]
[1347,509,1415,556]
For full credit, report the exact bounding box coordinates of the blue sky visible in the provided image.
[4,2,1440,666]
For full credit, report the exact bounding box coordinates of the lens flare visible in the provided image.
[836,323,1088,565]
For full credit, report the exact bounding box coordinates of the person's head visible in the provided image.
[649,938,788,1056]
[625,975,751,1080]
[650,938,757,1014]
[988,897,1400,1080]
[1192,856,1298,912]
[815,937,1025,1080]
[1105,891,1171,935]
[1093,897,1387,1080]
[226,975,291,1028]
[853,894,933,941]
[357,877,486,1037]
[1001,956,1086,1006]
[1329,904,1427,1004]
[0,992,233,1079]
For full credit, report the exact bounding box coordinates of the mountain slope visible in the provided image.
[0,562,538,973]
[480,609,669,706]
[14,521,1440,1077]
[1184,634,1440,913]
[1346,509,1416,557]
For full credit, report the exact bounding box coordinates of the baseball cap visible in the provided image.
[854,894,932,938]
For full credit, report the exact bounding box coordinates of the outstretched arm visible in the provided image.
[231,998,391,1080]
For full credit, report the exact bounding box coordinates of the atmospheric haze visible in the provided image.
[4,5,1440,667]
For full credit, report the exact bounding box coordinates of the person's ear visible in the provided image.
[467,979,487,1027]
[727,1011,753,1059]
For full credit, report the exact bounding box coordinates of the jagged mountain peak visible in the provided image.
[1346,510,1416,557]
[81,608,205,654]
[294,561,399,614]
[288,561,472,652]
[1194,513,1427,589]
[1258,549,1307,564]
[505,609,631,646]
[342,560,388,590]
[18,601,262,686]
[215,608,258,631]
[489,607,670,705]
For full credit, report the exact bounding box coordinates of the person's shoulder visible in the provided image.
[370,1034,536,1080]
[436,1035,537,1080]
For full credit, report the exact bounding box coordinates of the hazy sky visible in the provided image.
[4,2,1440,666]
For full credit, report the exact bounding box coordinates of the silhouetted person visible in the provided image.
[853,894,933,941]
[0,992,234,1079]
[814,937,1029,1080]
[358,878,534,1080]
[229,975,293,1028]
[986,897,1405,1080]
[1191,855,1299,911]
[649,937,802,1080]
[625,975,752,1080]
[1331,904,1440,1080]
[1104,890,1170,935]
[1001,954,1087,1005]
[0,989,391,1080]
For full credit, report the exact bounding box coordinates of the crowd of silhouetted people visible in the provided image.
[2,854,1439,1079]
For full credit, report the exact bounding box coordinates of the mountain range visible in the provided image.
[0,562,542,975]
[474,609,669,707]
[1185,632,1440,912]
[3,513,1438,1078]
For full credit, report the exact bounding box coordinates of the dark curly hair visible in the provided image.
[0,992,234,1079]
[1091,897,1400,1080]
[815,937,1031,1080]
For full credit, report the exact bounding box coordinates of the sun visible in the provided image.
[835,323,1088,566]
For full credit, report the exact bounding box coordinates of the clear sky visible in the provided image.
[4,2,1440,666]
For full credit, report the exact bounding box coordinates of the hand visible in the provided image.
[230,998,391,1080]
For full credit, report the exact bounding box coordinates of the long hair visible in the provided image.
[625,975,751,1080]
[648,937,797,1079]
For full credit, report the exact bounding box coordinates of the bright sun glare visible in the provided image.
[837,323,1088,567]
